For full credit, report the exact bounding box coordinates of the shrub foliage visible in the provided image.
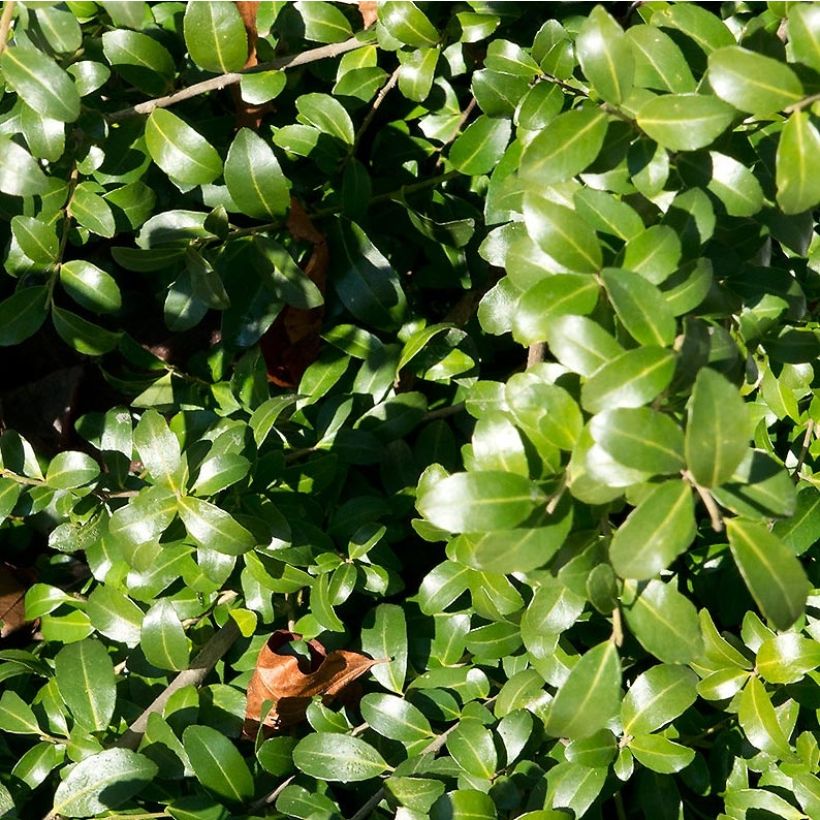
[0,1,819,818]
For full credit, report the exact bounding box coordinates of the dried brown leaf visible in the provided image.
[244,630,382,736]
[359,1,378,28]
[0,563,33,641]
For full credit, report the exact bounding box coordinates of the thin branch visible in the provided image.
[116,619,241,750]
[792,419,815,483]
[610,606,624,647]
[0,1,14,55]
[108,36,367,121]
[353,64,401,146]
[527,342,545,368]
[422,401,465,422]
[683,470,723,532]
[784,91,820,114]
[249,774,295,813]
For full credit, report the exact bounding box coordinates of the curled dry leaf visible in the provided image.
[244,629,383,737]
[233,0,271,129]
[260,200,329,388]
[359,1,378,28]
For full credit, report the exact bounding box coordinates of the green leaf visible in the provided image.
[52,305,121,356]
[102,29,175,93]
[0,137,49,195]
[609,481,696,580]
[133,408,182,487]
[575,6,633,104]
[757,634,820,685]
[627,25,695,93]
[545,641,621,740]
[36,6,82,53]
[296,92,355,144]
[629,734,694,773]
[360,693,433,743]
[146,109,223,186]
[0,690,41,734]
[141,599,189,671]
[54,639,116,731]
[0,287,49,346]
[519,107,608,187]
[192,452,250,495]
[225,128,290,218]
[417,470,544,533]
[69,184,116,238]
[523,195,602,273]
[512,275,600,346]
[602,268,676,347]
[622,664,698,735]
[46,451,100,489]
[257,736,297,776]
[710,449,796,521]
[447,720,497,778]
[379,1,439,47]
[183,0,248,73]
[183,725,254,803]
[361,603,407,694]
[544,315,624,377]
[788,4,820,71]
[776,112,820,215]
[60,261,122,314]
[1,45,80,122]
[398,46,439,102]
[637,94,735,151]
[654,4,734,54]
[708,46,803,115]
[293,733,388,782]
[684,368,748,487]
[241,69,286,104]
[622,226,681,285]
[87,586,144,647]
[589,407,684,475]
[51,749,157,818]
[11,215,58,263]
[581,347,676,414]
[177,496,257,555]
[417,561,471,615]
[450,115,511,175]
[705,151,764,217]
[737,676,793,759]
[328,219,407,330]
[296,0,353,43]
[773,488,820,555]
[623,579,703,664]
[726,518,810,631]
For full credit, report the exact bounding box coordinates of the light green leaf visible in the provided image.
[706,151,764,217]
[60,260,121,314]
[450,115,511,175]
[519,107,608,187]
[737,675,793,759]
[183,0,248,73]
[11,216,58,264]
[544,315,624,377]
[523,194,602,273]
[0,137,50,195]
[296,0,353,43]
[379,1,439,47]
[141,599,189,671]
[361,604,407,694]
[627,25,695,93]
[726,518,810,631]
[757,634,820,685]
[602,268,676,347]
[575,5,633,104]
[629,734,694,773]
[225,128,290,218]
[622,664,698,735]
[581,347,676,414]
[684,368,748,488]
[51,749,157,818]
[708,46,803,115]
[609,481,696,580]
[54,639,116,731]
[145,109,223,186]
[0,690,41,734]
[545,641,621,740]
[87,585,144,647]
[361,693,433,744]
[133,408,182,487]
[293,733,388,782]
[776,112,820,215]
[46,451,100,489]
[417,470,544,533]
[623,579,703,664]
[447,720,497,778]
[177,496,257,555]
[637,94,735,151]
[296,92,355,144]
[398,46,439,101]
[788,4,820,71]
[183,725,254,803]
[1,45,80,122]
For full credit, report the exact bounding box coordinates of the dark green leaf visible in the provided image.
[225,129,290,218]
[145,109,223,186]
[1,45,80,121]
[60,261,122,314]
[54,639,116,731]
[178,497,257,555]
[183,0,248,73]
[0,287,49,346]
[183,726,254,803]
[141,599,188,671]
[450,115,511,176]
[602,268,676,347]
[637,94,735,151]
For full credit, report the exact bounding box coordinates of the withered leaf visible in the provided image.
[359,1,378,28]
[0,563,34,641]
[244,630,383,737]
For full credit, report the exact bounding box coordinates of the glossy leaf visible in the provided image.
[60,261,122,314]
[450,115,511,175]
[575,6,633,104]
[142,599,188,671]
[637,94,735,151]
[293,733,388,782]
[776,112,820,215]
[177,497,257,555]
[183,0,248,73]
[1,45,80,122]
[54,639,116,731]
[0,287,49,346]
[225,128,291,218]
[183,726,254,803]
[602,268,676,347]
[145,109,223,186]
[622,664,698,735]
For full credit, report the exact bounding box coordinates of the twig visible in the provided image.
[422,402,465,422]
[683,470,723,532]
[116,619,241,750]
[792,419,815,483]
[353,64,401,146]
[527,343,545,368]
[784,91,820,114]
[108,36,367,121]
[610,606,624,647]
[249,774,295,812]
[0,1,14,55]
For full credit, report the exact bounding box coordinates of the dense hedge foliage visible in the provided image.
[1,1,820,818]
